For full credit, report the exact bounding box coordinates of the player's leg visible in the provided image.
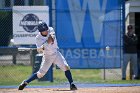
[18,56,53,90]
[54,52,73,84]
[122,54,130,80]
[65,68,77,90]
[131,54,138,79]
[54,52,77,90]
[18,73,38,90]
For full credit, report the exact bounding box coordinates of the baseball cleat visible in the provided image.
[18,81,28,90]
[70,83,77,90]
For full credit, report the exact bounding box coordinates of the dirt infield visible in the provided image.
[1,86,140,93]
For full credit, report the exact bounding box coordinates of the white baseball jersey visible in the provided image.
[36,27,58,55]
[35,27,69,78]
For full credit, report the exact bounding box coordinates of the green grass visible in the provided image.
[0,65,32,85]
[53,68,140,84]
[0,65,140,86]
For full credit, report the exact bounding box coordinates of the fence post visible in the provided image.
[13,54,16,64]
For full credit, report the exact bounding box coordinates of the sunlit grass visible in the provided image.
[0,65,140,86]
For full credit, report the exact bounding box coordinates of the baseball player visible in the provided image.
[18,22,77,90]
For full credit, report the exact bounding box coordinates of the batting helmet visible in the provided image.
[38,22,48,32]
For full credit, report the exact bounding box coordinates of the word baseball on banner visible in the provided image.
[13,6,49,45]
[56,0,124,68]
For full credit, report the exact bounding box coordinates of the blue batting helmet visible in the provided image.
[38,22,48,32]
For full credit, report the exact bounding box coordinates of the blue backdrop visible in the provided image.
[56,0,124,68]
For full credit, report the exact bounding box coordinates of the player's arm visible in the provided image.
[35,36,45,53]
[47,27,55,44]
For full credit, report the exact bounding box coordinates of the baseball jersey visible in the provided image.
[36,27,59,55]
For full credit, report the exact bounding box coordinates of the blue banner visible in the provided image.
[56,0,124,68]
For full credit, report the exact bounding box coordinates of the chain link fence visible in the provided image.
[0,0,125,86]
[0,0,52,85]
